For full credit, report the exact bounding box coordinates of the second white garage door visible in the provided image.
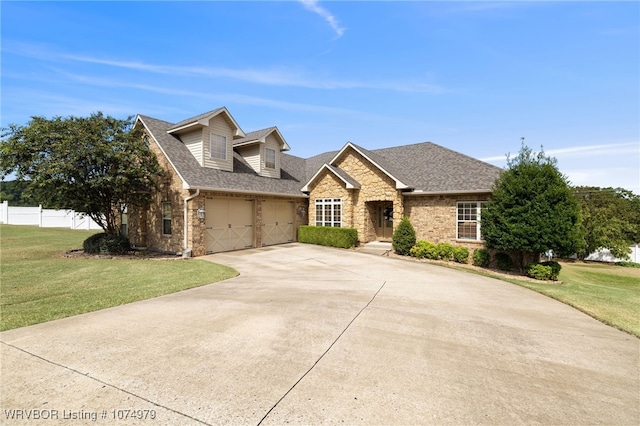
[205,197,254,254]
[261,200,294,246]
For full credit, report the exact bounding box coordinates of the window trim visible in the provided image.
[210,133,227,160]
[265,147,276,169]
[162,202,172,236]
[456,201,487,241]
[315,198,342,227]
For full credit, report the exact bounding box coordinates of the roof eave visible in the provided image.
[182,184,308,199]
[301,163,361,192]
[403,189,493,196]
[332,142,408,190]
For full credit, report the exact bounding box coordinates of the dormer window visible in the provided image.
[210,134,227,160]
[265,148,276,169]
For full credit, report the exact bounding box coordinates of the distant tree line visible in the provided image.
[0,179,38,206]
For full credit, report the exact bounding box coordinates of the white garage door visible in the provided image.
[205,197,254,253]
[261,200,294,246]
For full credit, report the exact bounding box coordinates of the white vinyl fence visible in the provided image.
[0,201,102,230]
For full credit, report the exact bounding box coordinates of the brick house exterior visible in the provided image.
[129,107,501,256]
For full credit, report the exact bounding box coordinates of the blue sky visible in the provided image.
[2,1,639,193]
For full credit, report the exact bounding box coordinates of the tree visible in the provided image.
[481,143,581,270]
[0,113,163,235]
[574,186,640,260]
[0,179,36,206]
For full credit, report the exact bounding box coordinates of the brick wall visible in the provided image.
[404,193,490,252]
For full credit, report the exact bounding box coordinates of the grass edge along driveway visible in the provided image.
[0,225,238,331]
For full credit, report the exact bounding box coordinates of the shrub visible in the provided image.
[495,252,513,271]
[473,249,490,267]
[436,242,454,261]
[410,240,439,259]
[392,216,416,256]
[297,226,358,249]
[540,261,562,280]
[615,261,640,268]
[83,232,131,254]
[452,246,470,264]
[527,263,554,280]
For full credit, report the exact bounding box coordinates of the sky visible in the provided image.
[2,1,639,193]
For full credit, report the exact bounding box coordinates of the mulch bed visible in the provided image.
[62,249,183,260]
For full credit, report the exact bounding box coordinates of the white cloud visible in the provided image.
[480,142,639,163]
[299,0,346,38]
[7,42,448,93]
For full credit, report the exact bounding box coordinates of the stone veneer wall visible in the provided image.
[308,172,354,228]
[403,193,490,252]
[308,148,404,244]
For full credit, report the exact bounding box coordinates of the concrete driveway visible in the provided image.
[1,243,638,425]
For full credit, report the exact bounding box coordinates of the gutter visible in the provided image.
[182,188,200,257]
[403,189,492,196]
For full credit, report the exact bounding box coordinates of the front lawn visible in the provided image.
[506,261,639,337]
[0,225,238,331]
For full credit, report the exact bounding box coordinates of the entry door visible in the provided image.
[262,200,294,246]
[376,203,393,241]
[205,198,254,253]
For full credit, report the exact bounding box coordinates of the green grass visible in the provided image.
[486,262,639,337]
[0,225,238,331]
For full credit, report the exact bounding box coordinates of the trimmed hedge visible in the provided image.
[83,232,131,254]
[298,226,358,249]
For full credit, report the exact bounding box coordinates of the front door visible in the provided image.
[375,202,393,241]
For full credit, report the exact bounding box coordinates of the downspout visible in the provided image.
[183,188,200,258]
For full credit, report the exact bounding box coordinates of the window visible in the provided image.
[315,198,342,227]
[457,202,487,240]
[265,148,276,169]
[162,202,172,235]
[210,133,227,160]
[120,205,128,237]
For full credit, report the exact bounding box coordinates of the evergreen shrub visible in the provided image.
[83,233,131,254]
[452,246,470,264]
[473,249,491,267]
[495,252,514,271]
[527,263,554,280]
[392,216,416,256]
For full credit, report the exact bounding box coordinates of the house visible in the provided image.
[129,107,502,257]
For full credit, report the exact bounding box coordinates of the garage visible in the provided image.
[205,197,254,254]
[261,200,295,246]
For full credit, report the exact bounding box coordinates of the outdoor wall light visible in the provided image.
[197,208,205,220]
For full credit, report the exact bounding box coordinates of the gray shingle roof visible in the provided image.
[168,107,226,131]
[233,127,275,145]
[138,111,502,197]
[371,142,502,193]
[139,115,306,197]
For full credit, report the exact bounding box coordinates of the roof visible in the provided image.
[136,110,502,198]
[137,115,307,197]
[371,142,502,193]
[167,107,246,138]
[233,127,291,151]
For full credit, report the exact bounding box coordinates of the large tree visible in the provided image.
[0,112,163,235]
[574,186,640,260]
[482,143,582,270]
